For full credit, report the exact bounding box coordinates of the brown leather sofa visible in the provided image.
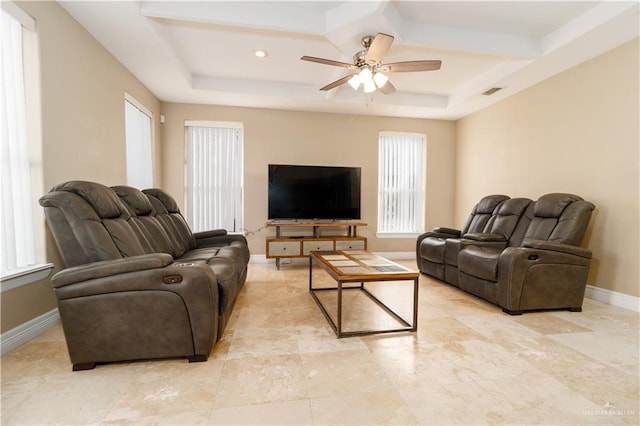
[39,181,249,370]
[417,193,595,314]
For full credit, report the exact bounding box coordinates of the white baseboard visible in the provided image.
[585,285,639,312]
[250,254,269,263]
[1,308,60,355]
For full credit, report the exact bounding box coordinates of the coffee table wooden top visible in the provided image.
[310,250,419,282]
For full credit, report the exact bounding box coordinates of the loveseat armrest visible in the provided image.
[417,229,460,244]
[523,240,592,259]
[52,253,174,288]
[416,230,452,255]
[433,227,461,237]
[497,244,592,313]
[462,233,507,243]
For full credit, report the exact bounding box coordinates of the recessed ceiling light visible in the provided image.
[254,50,268,58]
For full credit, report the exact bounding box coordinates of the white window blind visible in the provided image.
[125,96,153,188]
[1,9,35,273]
[185,122,243,233]
[377,132,426,235]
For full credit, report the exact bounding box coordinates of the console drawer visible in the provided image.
[267,241,301,257]
[335,239,366,250]
[302,240,334,255]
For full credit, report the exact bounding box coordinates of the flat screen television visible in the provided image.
[268,164,361,220]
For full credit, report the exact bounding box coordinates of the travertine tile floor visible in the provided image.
[2,260,639,425]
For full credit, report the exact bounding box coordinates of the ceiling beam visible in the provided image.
[139,1,326,34]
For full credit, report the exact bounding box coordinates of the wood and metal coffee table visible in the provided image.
[309,250,419,338]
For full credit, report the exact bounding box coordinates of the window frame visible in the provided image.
[1,3,52,290]
[184,120,244,234]
[124,93,154,189]
[376,131,427,238]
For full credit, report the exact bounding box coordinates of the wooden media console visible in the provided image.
[266,221,367,269]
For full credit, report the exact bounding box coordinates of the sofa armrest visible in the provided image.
[418,230,461,242]
[462,233,507,243]
[433,227,461,237]
[523,240,592,259]
[417,229,459,255]
[52,255,218,302]
[52,253,174,288]
[51,255,220,362]
[498,245,592,312]
[194,230,248,248]
[194,229,228,239]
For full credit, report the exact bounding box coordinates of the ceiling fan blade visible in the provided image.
[378,80,396,95]
[365,33,394,64]
[320,74,356,91]
[301,56,355,69]
[380,60,442,73]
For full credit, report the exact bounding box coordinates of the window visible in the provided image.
[124,94,153,188]
[377,132,426,236]
[185,121,243,233]
[1,5,51,288]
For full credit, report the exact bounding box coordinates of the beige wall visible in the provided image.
[456,38,639,298]
[2,1,161,333]
[160,103,456,256]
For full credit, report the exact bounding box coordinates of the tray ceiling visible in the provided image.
[59,1,639,119]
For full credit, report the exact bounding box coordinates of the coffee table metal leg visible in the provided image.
[309,255,339,337]
[337,280,343,338]
[413,278,420,332]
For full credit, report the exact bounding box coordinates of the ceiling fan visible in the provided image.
[301,33,441,95]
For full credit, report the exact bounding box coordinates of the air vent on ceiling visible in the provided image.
[482,87,503,96]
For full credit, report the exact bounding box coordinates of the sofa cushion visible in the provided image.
[143,189,197,253]
[533,193,581,218]
[458,245,501,281]
[113,185,178,256]
[52,181,126,219]
[464,195,509,234]
[112,185,153,216]
[524,194,594,245]
[420,237,446,262]
[484,198,533,243]
[48,181,149,260]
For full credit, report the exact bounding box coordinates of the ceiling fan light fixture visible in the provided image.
[348,74,361,90]
[359,67,373,84]
[373,72,388,88]
[363,80,376,93]
[301,32,441,95]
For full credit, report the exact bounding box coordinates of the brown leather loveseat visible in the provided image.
[417,193,595,314]
[39,180,249,370]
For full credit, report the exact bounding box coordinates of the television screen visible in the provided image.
[268,164,361,220]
